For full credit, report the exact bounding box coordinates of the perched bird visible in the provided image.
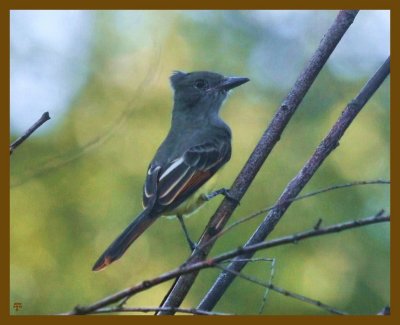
[92,71,249,271]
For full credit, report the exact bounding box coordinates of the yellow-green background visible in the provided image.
[10,10,390,315]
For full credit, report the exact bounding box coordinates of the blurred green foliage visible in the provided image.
[10,11,389,315]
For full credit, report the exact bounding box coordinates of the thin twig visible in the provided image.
[197,57,390,311]
[216,265,348,315]
[61,306,230,316]
[158,10,360,314]
[10,112,50,155]
[10,48,161,187]
[198,179,389,250]
[221,257,276,315]
[64,211,389,315]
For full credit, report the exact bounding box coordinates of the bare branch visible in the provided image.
[10,112,50,155]
[64,212,389,315]
[158,10,360,314]
[214,210,388,255]
[197,57,390,311]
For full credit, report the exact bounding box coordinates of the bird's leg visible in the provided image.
[176,214,197,251]
[203,188,240,205]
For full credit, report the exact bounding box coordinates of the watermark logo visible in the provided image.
[13,302,23,312]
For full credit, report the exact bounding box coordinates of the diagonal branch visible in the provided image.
[158,10,360,314]
[10,112,50,155]
[197,56,390,311]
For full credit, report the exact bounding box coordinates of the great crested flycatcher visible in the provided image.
[92,71,249,271]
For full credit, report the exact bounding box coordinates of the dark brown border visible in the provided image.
[2,0,398,9]
[3,1,396,324]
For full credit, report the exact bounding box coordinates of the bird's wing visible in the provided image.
[143,141,231,212]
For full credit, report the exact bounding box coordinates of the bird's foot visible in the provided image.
[203,188,240,205]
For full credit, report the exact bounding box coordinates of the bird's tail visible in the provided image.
[92,210,157,271]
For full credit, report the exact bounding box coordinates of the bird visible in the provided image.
[92,70,249,271]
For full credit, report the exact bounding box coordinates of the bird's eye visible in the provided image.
[194,79,208,89]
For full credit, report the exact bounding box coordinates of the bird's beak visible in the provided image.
[216,76,250,91]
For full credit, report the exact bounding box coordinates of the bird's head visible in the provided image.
[170,71,249,112]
